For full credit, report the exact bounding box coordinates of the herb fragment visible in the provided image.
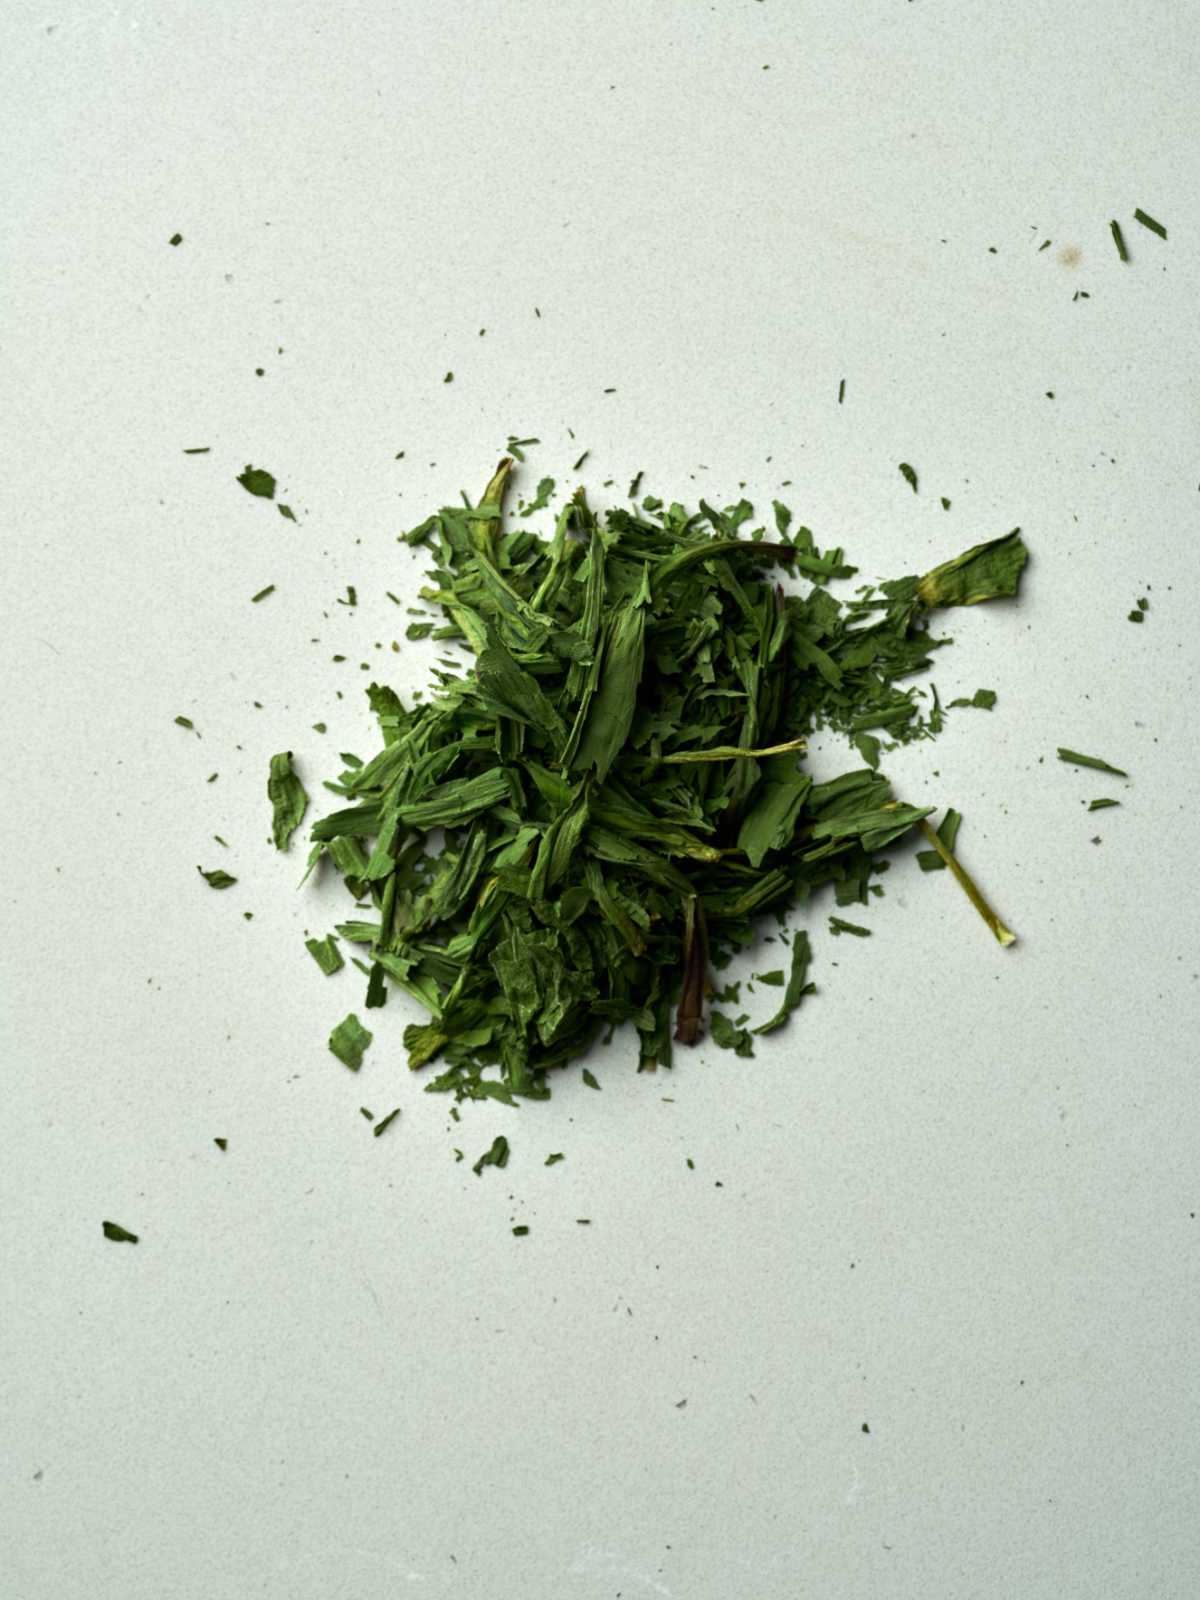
[102,1221,138,1243]
[169,233,182,246]
[512,1224,530,1236]
[267,751,309,851]
[948,688,997,710]
[329,1012,372,1070]
[214,1138,228,1151]
[837,378,846,404]
[1057,748,1128,777]
[251,584,275,603]
[1110,220,1129,261]
[1133,208,1166,239]
[237,465,276,499]
[373,1107,401,1137]
[473,1136,509,1175]
[198,866,237,889]
[545,1152,565,1165]
[582,1068,601,1090]
[1088,798,1120,812]
[183,446,210,454]
[899,462,918,493]
[305,934,344,975]
[916,807,961,872]
[916,820,1015,946]
[829,917,871,937]
[278,504,297,522]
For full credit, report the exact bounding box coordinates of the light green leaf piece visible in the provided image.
[102,1220,139,1243]
[917,530,1028,608]
[268,751,310,851]
[754,931,815,1035]
[329,1013,372,1070]
[198,865,237,889]
[305,935,344,975]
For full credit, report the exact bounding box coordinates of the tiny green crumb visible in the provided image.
[581,1068,600,1089]
[949,688,997,710]
[197,865,237,889]
[1088,798,1120,812]
[206,772,218,783]
[329,1012,373,1070]
[169,232,182,246]
[1057,747,1128,777]
[512,1225,530,1236]
[373,1108,401,1137]
[1133,208,1167,240]
[443,371,454,383]
[573,450,590,472]
[237,465,276,499]
[837,378,846,404]
[940,497,951,510]
[214,1138,228,1151]
[174,715,195,730]
[278,504,297,522]
[755,970,785,986]
[312,722,327,733]
[545,1152,565,1166]
[1127,609,1143,623]
[102,1221,138,1243]
[251,584,275,603]
[829,917,871,937]
[1110,220,1129,262]
[899,462,918,493]
[182,446,210,454]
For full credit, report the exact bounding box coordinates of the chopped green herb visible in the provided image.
[545,1152,565,1166]
[838,378,846,404]
[278,504,297,522]
[1088,798,1120,812]
[1127,609,1143,623]
[268,751,309,851]
[829,917,871,937]
[1133,208,1166,240]
[373,1107,401,1137]
[916,819,1015,946]
[755,970,785,986]
[917,806,962,872]
[102,1221,138,1243]
[1038,239,1052,251]
[214,1138,227,1150]
[512,1224,530,1236]
[329,1012,373,1070]
[1110,219,1129,261]
[899,462,918,493]
[473,1135,509,1176]
[337,586,358,607]
[183,446,210,454]
[948,688,997,710]
[237,465,276,499]
[169,232,183,246]
[251,584,275,603]
[581,1068,601,1090]
[197,865,237,889]
[312,722,327,734]
[1057,748,1128,777]
[305,934,344,975]
[443,371,454,383]
[940,497,951,510]
[520,477,555,517]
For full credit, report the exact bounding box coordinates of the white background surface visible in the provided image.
[3,2,1199,1596]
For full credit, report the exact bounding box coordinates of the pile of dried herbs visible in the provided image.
[291,459,1027,1103]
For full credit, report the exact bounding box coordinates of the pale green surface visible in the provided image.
[2,1,1199,1596]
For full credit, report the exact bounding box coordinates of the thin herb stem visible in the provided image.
[917,820,1016,947]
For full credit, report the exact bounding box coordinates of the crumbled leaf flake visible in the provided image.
[305,935,344,975]
[899,462,918,493]
[473,1136,509,1176]
[829,917,871,937]
[329,1013,373,1070]
[373,1107,401,1137]
[251,584,275,603]
[1133,208,1167,240]
[102,1221,138,1243]
[1057,748,1128,777]
[1110,219,1129,261]
[237,465,276,499]
[545,1152,565,1166]
[268,751,310,851]
[1088,798,1120,811]
[197,866,237,889]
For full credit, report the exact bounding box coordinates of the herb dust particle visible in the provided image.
[287,459,1027,1103]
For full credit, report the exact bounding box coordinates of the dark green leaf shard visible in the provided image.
[473,1135,509,1175]
[268,751,309,851]
[917,807,962,872]
[545,1152,565,1165]
[917,529,1027,608]
[582,1068,600,1089]
[754,932,814,1035]
[251,584,275,603]
[214,1137,228,1150]
[102,1221,138,1243]
[329,1012,372,1070]
[373,1107,401,1137]
[1133,208,1166,239]
[1110,219,1129,261]
[948,688,997,710]
[512,1224,530,1236]
[198,865,237,889]
[1088,798,1120,812]
[829,917,871,937]
[237,465,276,499]
[1057,748,1128,777]
[899,462,918,493]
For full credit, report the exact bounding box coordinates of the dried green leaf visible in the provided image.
[329,1013,372,1070]
[268,751,310,851]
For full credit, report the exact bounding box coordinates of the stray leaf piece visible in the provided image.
[512,1224,530,1236]
[917,529,1027,608]
[305,934,344,975]
[102,1221,138,1243]
[899,462,918,493]
[237,465,276,499]
[268,751,309,851]
[278,504,297,522]
[214,1138,228,1151]
[829,917,871,937]
[1110,219,1129,261]
[251,584,275,603]
[545,1152,565,1166]
[169,232,182,246]
[948,688,997,710]
[582,1068,601,1090]
[473,1135,509,1176]
[197,865,237,889]
[174,715,195,730]
[443,371,454,383]
[329,1012,373,1070]
[1088,798,1120,812]
[754,932,814,1035]
[1133,208,1167,240]
[373,1107,401,1137]
[917,819,1016,947]
[183,446,210,454]
[1057,747,1128,777]
[917,806,962,872]
[838,378,846,404]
